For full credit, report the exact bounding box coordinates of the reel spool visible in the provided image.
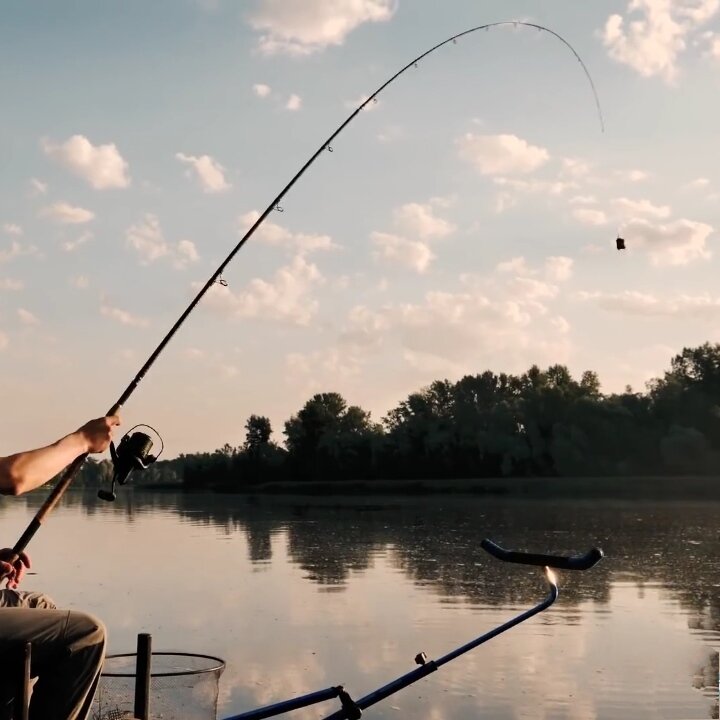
[98,424,164,502]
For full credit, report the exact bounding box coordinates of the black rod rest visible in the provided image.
[222,538,602,720]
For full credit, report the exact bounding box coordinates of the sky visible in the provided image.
[2,0,720,456]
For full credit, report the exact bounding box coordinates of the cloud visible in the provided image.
[457,133,549,175]
[572,207,608,226]
[687,177,710,188]
[285,94,302,111]
[612,197,671,218]
[29,178,47,195]
[100,300,150,327]
[344,94,380,111]
[42,134,130,189]
[0,278,23,291]
[41,202,95,225]
[371,232,435,273]
[239,211,336,254]
[579,290,720,317]
[616,168,650,182]
[3,224,22,236]
[0,242,28,264]
[496,255,574,283]
[126,214,200,267]
[62,232,93,253]
[392,202,456,240]
[623,217,713,265]
[493,177,575,196]
[369,200,455,274]
[336,264,573,376]
[175,152,231,193]
[602,0,720,82]
[252,83,271,97]
[0,332,7,351]
[200,254,324,325]
[17,308,39,325]
[247,0,395,56]
[70,275,89,289]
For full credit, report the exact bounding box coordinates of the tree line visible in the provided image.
[73,342,720,491]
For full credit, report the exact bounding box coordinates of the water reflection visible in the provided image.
[2,491,718,718]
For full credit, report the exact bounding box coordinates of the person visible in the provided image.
[0,415,121,720]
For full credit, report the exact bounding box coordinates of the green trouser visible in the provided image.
[0,590,106,720]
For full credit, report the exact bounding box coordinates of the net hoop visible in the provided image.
[101,652,225,678]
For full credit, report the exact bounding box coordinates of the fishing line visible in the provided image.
[9,20,605,565]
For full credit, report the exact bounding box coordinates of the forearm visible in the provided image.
[0,431,89,496]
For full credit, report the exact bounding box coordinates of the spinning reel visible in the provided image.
[98,424,164,502]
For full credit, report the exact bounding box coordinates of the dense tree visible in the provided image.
[174,343,720,490]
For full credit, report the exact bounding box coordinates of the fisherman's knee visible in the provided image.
[65,611,106,658]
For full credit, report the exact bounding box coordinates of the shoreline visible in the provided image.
[141,475,720,501]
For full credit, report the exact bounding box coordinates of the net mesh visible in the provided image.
[91,653,225,720]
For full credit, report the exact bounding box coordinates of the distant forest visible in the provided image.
[73,342,720,491]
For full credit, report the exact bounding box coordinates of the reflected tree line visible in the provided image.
[33,490,719,635]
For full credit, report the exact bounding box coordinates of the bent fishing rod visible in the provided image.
[222,539,604,720]
[9,21,604,565]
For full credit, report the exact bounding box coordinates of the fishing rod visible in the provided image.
[8,21,605,568]
[222,539,604,720]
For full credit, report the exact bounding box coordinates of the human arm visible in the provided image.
[0,415,121,496]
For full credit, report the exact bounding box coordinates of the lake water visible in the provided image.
[1,491,718,719]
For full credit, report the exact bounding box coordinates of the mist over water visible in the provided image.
[1,492,718,719]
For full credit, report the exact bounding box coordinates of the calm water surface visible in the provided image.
[1,492,718,720]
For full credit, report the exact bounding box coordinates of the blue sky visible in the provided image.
[2,0,720,455]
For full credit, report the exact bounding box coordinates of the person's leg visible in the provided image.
[0,607,106,720]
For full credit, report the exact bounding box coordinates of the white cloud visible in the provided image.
[175,240,199,269]
[248,0,395,56]
[368,200,455,274]
[688,177,710,188]
[344,94,380,111]
[100,300,150,327]
[42,134,130,189]
[572,207,608,226]
[200,254,324,325]
[612,197,671,218]
[496,255,574,283]
[29,178,47,195]
[17,308,39,325]
[623,217,713,265]
[579,289,720,317]
[392,202,456,240]
[544,256,574,282]
[70,275,89,289]
[126,214,200,268]
[561,157,591,178]
[457,133,549,175]
[41,202,95,225]
[494,177,575,196]
[62,232,93,253]
[252,83,271,97]
[285,94,302,111]
[0,242,25,264]
[239,211,336,254]
[371,232,435,273]
[3,224,22,236]
[175,152,231,193]
[617,168,650,182]
[602,0,720,82]
[0,278,23,291]
[335,268,572,376]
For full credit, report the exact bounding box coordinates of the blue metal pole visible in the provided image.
[224,686,341,720]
